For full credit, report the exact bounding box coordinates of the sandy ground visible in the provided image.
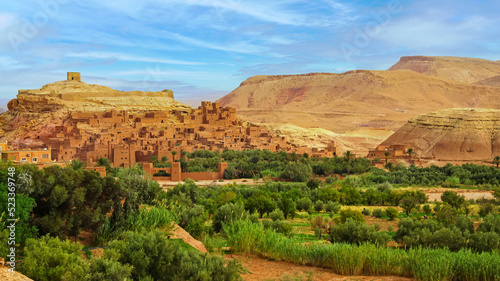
[159,178,264,188]
[231,254,413,281]
[0,267,32,281]
[424,189,494,202]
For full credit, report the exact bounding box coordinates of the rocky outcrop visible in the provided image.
[380,108,500,161]
[9,80,182,113]
[0,80,190,142]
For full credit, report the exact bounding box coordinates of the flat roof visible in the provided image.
[2,150,51,152]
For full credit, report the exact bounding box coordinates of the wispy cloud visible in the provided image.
[66,52,205,65]
[0,0,498,104]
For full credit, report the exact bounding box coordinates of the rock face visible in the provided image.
[389,56,500,84]
[380,108,500,161]
[11,80,181,113]
[0,80,190,142]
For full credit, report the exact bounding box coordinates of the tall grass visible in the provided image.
[98,206,176,244]
[224,221,500,281]
[125,206,176,232]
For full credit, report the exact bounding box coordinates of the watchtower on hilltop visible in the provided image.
[67,72,81,82]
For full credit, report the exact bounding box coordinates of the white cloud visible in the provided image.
[66,52,205,65]
[161,31,267,54]
[377,16,492,49]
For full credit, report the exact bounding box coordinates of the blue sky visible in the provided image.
[0,0,499,103]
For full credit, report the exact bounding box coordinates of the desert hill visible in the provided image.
[217,56,500,155]
[388,56,500,84]
[0,79,191,142]
[8,80,189,113]
[380,108,500,161]
[217,69,500,133]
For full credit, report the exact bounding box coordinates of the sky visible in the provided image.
[0,0,499,104]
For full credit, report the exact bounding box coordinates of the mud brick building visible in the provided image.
[367,145,422,165]
[9,100,336,180]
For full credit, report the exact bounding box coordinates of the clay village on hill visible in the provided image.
[0,73,337,180]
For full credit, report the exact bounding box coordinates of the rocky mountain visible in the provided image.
[379,108,500,161]
[217,56,500,155]
[388,56,500,84]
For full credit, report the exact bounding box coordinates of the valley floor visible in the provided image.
[231,254,414,281]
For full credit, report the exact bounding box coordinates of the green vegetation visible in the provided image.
[4,153,500,280]
[225,221,500,280]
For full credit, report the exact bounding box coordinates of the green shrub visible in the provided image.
[107,230,243,280]
[362,208,371,216]
[280,162,312,182]
[385,207,398,220]
[86,255,133,281]
[479,202,497,217]
[422,204,432,215]
[269,209,285,221]
[262,219,273,229]
[18,235,88,281]
[296,197,313,212]
[272,220,294,237]
[325,201,341,214]
[336,208,365,224]
[326,218,390,246]
[223,165,237,179]
[179,205,208,239]
[213,203,248,232]
[307,178,322,189]
[372,208,385,218]
[325,176,338,184]
[314,200,325,212]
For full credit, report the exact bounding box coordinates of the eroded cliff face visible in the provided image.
[9,80,180,113]
[381,108,500,161]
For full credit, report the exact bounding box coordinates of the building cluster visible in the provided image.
[4,101,336,169]
[366,144,424,166]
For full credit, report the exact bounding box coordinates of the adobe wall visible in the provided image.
[142,161,228,182]
[181,172,220,181]
[86,167,106,177]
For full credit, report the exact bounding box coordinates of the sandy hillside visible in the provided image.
[381,108,500,161]
[217,56,500,154]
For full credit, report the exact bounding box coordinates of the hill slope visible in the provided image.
[475,75,500,87]
[218,69,500,133]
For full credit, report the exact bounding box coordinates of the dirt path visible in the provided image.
[231,254,413,281]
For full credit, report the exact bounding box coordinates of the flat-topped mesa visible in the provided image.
[389,56,500,83]
[7,72,182,113]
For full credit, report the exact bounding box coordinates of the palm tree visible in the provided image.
[344,150,353,162]
[493,156,500,168]
[384,151,391,166]
[406,148,415,165]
